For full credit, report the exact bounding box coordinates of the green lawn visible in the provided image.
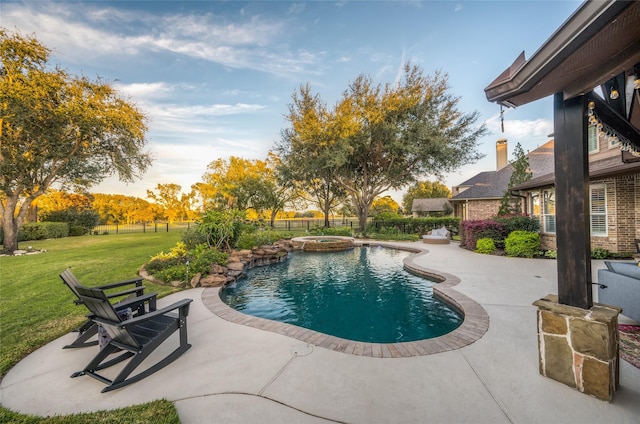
[0,232,184,423]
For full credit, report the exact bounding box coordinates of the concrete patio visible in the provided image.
[1,241,639,423]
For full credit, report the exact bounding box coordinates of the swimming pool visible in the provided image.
[219,246,463,343]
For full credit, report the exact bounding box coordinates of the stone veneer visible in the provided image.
[532,294,621,401]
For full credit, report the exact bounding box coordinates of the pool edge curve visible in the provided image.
[201,242,489,357]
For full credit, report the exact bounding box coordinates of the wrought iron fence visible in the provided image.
[90,222,194,235]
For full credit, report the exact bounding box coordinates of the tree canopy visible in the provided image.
[280,63,486,232]
[0,29,151,252]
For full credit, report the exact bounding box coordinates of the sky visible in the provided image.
[2,0,583,205]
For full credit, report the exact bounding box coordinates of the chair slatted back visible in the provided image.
[74,285,140,348]
[60,268,83,299]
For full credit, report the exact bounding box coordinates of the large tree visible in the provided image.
[282,64,487,232]
[401,180,451,214]
[0,30,151,252]
[147,183,196,223]
[276,88,347,228]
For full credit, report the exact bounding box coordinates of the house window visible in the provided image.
[543,189,556,233]
[588,123,599,153]
[590,184,607,236]
[530,192,540,217]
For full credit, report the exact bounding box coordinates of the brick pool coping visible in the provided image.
[202,242,489,357]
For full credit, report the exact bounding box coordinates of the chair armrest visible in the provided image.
[114,292,157,312]
[103,286,147,299]
[95,277,144,291]
[117,298,193,327]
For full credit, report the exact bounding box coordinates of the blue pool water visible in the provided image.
[219,246,463,343]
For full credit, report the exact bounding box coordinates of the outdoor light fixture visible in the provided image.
[609,85,619,100]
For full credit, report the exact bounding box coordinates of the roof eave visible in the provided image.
[484,0,633,107]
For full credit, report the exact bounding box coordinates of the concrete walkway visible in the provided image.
[1,241,639,423]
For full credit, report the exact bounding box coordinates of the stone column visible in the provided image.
[532,294,621,401]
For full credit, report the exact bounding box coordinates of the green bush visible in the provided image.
[181,228,208,250]
[367,217,460,236]
[591,247,610,259]
[366,232,420,241]
[196,209,244,250]
[40,208,100,232]
[475,238,496,254]
[236,229,293,250]
[308,226,353,237]
[188,244,228,274]
[68,225,86,236]
[154,264,188,284]
[494,214,540,233]
[505,231,540,258]
[19,222,69,241]
[544,249,558,259]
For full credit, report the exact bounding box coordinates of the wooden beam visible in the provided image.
[553,93,592,309]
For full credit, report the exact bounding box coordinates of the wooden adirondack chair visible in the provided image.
[71,285,192,392]
[60,268,157,348]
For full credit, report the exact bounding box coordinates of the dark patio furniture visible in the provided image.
[71,285,192,392]
[60,268,157,348]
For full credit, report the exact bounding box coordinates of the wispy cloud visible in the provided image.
[486,114,553,139]
[2,2,318,76]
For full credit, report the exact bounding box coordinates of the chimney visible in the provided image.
[496,138,508,170]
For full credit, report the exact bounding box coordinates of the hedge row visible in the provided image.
[367,217,461,235]
[0,222,69,245]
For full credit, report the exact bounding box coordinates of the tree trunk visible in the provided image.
[356,202,370,234]
[1,200,20,253]
[322,203,330,228]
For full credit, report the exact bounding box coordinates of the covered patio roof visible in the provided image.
[483,0,640,310]
[485,0,640,149]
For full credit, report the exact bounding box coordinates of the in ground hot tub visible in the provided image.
[291,236,354,252]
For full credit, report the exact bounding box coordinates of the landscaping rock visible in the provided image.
[200,274,227,287]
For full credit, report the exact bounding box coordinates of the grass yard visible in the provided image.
[0,232,184,423]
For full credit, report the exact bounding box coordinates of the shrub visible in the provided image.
[154,264,188,284]
[494,214,540,233]
[460,220,506,250]
[505,231,540,258]
[18,222,69,242]
[591,247,610,259]
[475,238,496,254]
[196,209,244,250]
[372,211,404,221]
[181,228,208,250]
[235,229,290,250]
[40,208,100,232]
[188,244,228,275]
[544,250,557,259]
[367,217,460,236]
[308,226,353,237]
[68,225,85,236]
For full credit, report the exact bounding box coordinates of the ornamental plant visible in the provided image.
[475,238,496,254]
[505,231,540,258]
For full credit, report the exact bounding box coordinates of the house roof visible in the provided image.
[411,198,451,212]
[451,140,555,201]
[512,154,640,191]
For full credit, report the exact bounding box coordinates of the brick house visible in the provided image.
[450,139,554,220]
[450,135,639,255]
[513,133,640,255]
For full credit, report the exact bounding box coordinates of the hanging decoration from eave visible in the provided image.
[587,71,640,158]
[588,101,640,157]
